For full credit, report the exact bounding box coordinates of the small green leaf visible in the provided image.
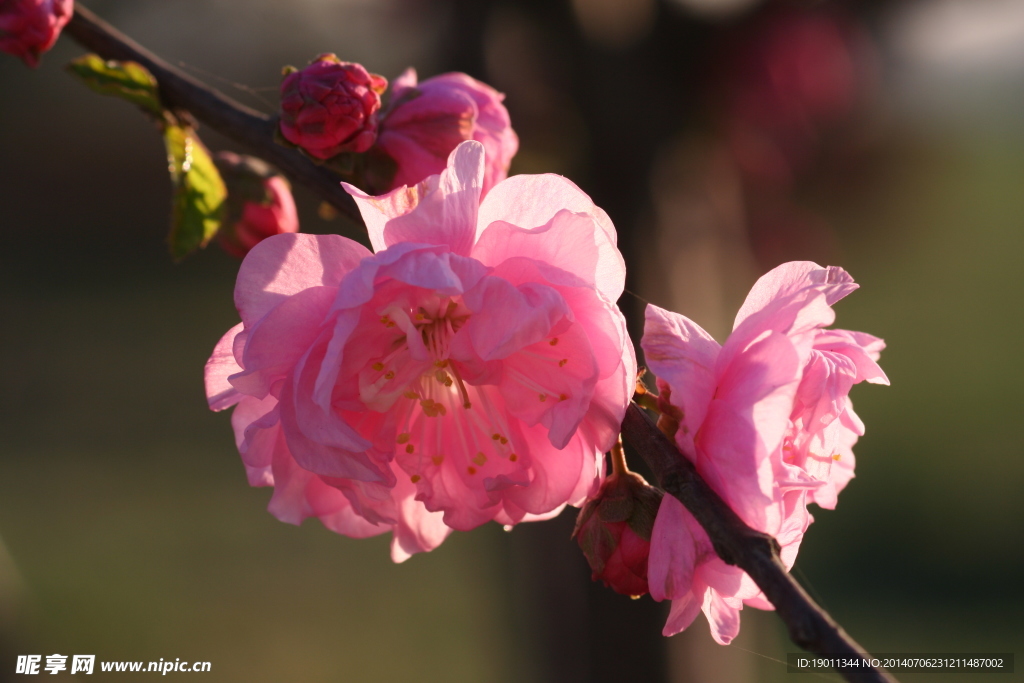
[67,54,163,115]
[164,125,226,260]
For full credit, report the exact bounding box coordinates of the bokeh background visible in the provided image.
[2,0,1023,681]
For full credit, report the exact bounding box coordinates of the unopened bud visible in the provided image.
[279,54,387,160]
[213,152,299,258]
[573,470,664,597]
[0,0,74,67]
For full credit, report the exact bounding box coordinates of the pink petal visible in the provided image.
[231,394,280,486]
[235,233,370,327]
[205,323,245,411]
[814,329,889,385]
[502,421,591,516]
[663,590,703,637]
[732,261,857,330]
[649,494,698,602]
[342,178,437,254]
[380,140,485,256]
[228,286,336,398]
[389,476,453,562]
[703,589,742,645]
[391,67,418,97]
[472,209,625,304]
[476,173,618,249]
[278,357,387,483]
[699,330,802,527]
[642,305,720,457]
[267,443,385,539]
[496,320,599,449]
[462,276,570,361]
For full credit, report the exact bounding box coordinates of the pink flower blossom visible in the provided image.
[641,261,887,643]
[0,0,73,67]
[206,140,633,561]
[279,54,387,160]
[214,152,299,259]
[374,69,518,195]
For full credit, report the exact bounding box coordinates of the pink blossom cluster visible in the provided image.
[0,0,73,67]
[218,46,887,641]
[641,261,887,642]
[206,141,633,561]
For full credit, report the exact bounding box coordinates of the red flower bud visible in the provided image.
[0,0,73,67]
[573,470,663,597]
[279,54,387,160]
[214,153,299,258]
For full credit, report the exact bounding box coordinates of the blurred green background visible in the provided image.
[1,0,1022,681]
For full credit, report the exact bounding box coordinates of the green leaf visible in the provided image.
[164,125,226,260]
[67,54,163,116]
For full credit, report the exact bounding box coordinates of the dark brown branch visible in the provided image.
[622,403,898,683]
[63,4,361,224]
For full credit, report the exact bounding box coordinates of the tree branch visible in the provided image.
[63,4,361,224]
[61,7,897,681]
[622,403,899,683]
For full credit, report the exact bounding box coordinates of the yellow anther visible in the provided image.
[379,315,390,325]
[445,379,454,387]
[386,321,396,328]
[832,454,842,461]
[403,391,419,399]
[559,359,568,367]
[473,452,487,466]
[431,455,444,466]
[421,399,442,417]
[372,362,385,372]
[405,444,415,454]
[467,466,477,475]
[410,474,421,483]
[509,453,518,462]
[491,433,501,441]
[384,371,395,380]
[396,433,411,444]
[499,437,508,445]
[414,313,426,321]
[559,393,568,402]
[435,369,449,384]
[434,359,449,368]
[549,337,559,346]
[539,394,547,402]
[437,405,447,416]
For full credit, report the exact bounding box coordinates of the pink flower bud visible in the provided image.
[573,470,663,597]
[0,0,73,67]
[214,152,299,259]
[279,54,388,160]
[373,69,518,194]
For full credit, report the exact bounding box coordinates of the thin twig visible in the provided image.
[621,404,899,683]
[63,4,361,224]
